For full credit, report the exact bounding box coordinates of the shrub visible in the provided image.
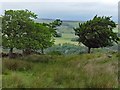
[2,59,32,71]
[45,43,87,55]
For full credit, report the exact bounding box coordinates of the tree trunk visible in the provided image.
[41,48,44,54]
[88,47,91,53]
[9,48,13,58]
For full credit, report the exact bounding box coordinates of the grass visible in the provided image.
[2,52,118,88]
[3,58,33,72]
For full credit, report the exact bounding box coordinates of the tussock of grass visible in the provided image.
[2,58,33,72]
[2,52,118,88]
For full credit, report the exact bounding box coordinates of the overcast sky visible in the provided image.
[0,0,119,22]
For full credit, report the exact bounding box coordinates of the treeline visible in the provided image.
[1,9,119,58]
[2,9,62,58]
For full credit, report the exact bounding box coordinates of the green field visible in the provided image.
[2,52,118,88]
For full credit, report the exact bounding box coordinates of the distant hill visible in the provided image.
[34,18,84,45]
[35,18,118,45]
[35,18,84,33]
[35,18,84,27]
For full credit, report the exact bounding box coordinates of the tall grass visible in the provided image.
[2,58,33,73]
[2,52,118,88]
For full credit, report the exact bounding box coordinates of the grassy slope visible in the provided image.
[2,52,118,88]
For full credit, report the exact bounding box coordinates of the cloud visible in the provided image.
[1,1,118,21]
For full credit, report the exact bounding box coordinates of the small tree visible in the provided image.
[74,15,119,53]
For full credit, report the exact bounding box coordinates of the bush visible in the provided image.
[45,43,87,55]
[2,59,32,71]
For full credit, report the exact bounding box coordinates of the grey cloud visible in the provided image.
[1,2,118,22]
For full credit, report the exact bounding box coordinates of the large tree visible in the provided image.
[74,15,119,53]
[2,9,37,57]
[2,10,62,57]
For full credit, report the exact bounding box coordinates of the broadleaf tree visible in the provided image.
[30,22,54,54]
[2,9,61,57]
[74,15,119,53]
[2,9,37,57]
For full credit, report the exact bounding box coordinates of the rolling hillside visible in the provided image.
[35,18,118,45]
[35,18,84,45]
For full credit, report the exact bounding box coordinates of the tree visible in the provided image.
[29,22,54,54]
[2,9,62,57]
[74,15,119,53]
[2,9,37,58]
[21,20,60,55]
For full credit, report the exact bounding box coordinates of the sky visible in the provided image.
[0,0,119,22]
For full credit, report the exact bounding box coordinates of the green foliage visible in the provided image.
[23,22,54,51]
[2,10,61,55]
[74,15,119,53]
[49,19,62,29]
[2,9,37,49]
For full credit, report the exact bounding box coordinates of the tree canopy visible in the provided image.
[2,10,38,56]
[2,9,61,57]
[74,15,119,53]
